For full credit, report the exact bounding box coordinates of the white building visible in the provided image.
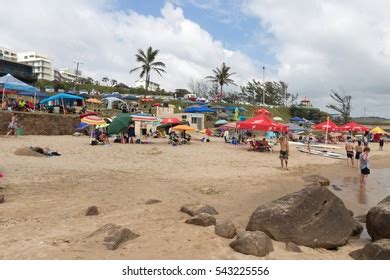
[17,51,54,81]
[156,106,205,131]
[0,47,18,62]
[54,68,82,83]
[135,78,160,91]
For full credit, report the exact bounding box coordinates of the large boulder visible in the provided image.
[89,223,139,250]
[180,204,218,216]
[215,219,237,239]
[246,186,356,249]
[366,196,390,241]
[185,213,216,227]
[229,231,274,257]
[303,175,330,186]
[350,239,390,260]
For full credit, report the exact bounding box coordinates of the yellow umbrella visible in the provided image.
[81,115,106,126]
[173,125,195,132]
[370,126,386,134]
[86,98,102,104]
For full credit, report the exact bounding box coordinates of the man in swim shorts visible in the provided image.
[345,139,354,167]
[279,135,289,170]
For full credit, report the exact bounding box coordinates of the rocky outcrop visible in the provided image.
[145,199,162,205]
[229,231,274,257]
[180,204,218,216]
[285,242,302,252]
[89,223,139,250]
[246,186,356,249]
[185,213,216,227]
[85,206,99,216]
[303,175,330,186]
[350,239,390,260]
[366,196,390,241]
[215,219,237,239]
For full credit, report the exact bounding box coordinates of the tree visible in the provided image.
[102,77,109,86]
[188,79,210,98]
[130,46,166,96]
[326,89,352,123]
[206,62,236,102]
[240,80,290,105]
[111,79,117,87]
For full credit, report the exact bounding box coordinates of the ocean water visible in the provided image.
[331,168,390,215]
[330,168,390,239]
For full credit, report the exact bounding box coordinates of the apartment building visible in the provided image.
[0,47,18,62]
[135,78,160,91]
[17,51,54,81]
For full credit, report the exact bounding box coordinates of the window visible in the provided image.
[24,56,28,59]
[29,55,34,57]
[4,51,9,55]
[181,115,187,120]
[191,117,198,124]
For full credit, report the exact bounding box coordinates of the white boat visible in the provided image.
[289,141,340,150]
[297,147,346,159]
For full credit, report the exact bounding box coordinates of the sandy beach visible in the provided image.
[1,134,389,260]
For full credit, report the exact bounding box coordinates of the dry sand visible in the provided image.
[0,134,389,260]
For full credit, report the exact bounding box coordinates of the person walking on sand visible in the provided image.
[379,136,384,151]
[345,139,355,167]
[363,131,369,147]
[279,135,289,170]
[359,147,370,188]
[5,113,18,137]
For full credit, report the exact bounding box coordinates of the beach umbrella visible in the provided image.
[313,120,340,132]
[237,114,288,132]
[107,113,132,135]
[81,115,106,126]
[254,108,270,115]
[161,117,181,124]
[79,112,98,119]
[152,103,162,107]
[339,122,369,132]
[273,116,283,122]
[370,126,386,134]
[131,114,158,122]
[86,98,101,104]
[219,122,237,130]
[215,119,228,126]
[173,125,195,132]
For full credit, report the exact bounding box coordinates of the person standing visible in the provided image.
[363,131,369,147]
[379,136,384,151]
[5,113,18,137]
[359,147,370,188]
[345,140,355,167]
[127,123,136,144]
[355,140,363,168]
[279,135,289,170]
[223,130,230,143]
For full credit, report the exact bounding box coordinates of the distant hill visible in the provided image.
[353,117,390,125]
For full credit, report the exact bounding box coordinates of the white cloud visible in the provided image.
[243,0,390,116]
[0,0,259,92]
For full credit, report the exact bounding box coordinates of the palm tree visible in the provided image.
[130,46,166,95]
[102,77,109,87]
[111,79,117,87]
[206,62,237,101]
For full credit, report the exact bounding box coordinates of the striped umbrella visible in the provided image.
[81,115,106,126]
[131,115,158,122]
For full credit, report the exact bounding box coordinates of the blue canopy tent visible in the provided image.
[184,105,216,113]
[289,116,306,122]
[39,93,84,114]
[0,73,41,109]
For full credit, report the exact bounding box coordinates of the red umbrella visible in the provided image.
[152,103,162,107]
[161,117,181,124]
[237,114,288,132]
[79,112,98,119]
[254,108,270,115]
[339,122,369,132]
[313,120,340,132]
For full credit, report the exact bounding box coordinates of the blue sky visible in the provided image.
[115,0,277,67]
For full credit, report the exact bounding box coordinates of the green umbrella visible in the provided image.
[107,113,132,135]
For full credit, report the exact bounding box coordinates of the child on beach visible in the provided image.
[359,147,370,188]
[5,113,18,137]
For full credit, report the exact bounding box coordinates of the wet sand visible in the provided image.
[0,135,389,259]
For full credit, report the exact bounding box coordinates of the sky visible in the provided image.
[1,0,390,117]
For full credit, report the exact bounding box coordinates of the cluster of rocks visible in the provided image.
[181,178,388,258]
[349,196,390,259]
